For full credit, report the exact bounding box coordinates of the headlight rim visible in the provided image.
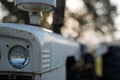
[8,45,30,69]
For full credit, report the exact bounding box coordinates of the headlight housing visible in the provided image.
[9,46,29,69]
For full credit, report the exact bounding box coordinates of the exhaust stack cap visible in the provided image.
[15,0,56,12]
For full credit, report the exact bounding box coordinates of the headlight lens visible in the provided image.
[9,46,29,69]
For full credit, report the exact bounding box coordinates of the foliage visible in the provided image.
[0,0,29,23]
[0,0,118,45]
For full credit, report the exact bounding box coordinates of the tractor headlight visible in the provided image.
[9,46,29,69]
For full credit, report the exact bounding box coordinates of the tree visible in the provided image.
[0,0,118,45]
[0,0,29,23]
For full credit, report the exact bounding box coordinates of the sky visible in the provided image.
[110,0,120,25]
[110,0,120,40]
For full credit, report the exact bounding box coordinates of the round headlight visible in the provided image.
[9,46,29,69]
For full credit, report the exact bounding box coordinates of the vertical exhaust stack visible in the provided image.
[15,0,56,25]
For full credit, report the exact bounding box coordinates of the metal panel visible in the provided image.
[0,23,81,75]
[0,72,34,80]
[41,65,66,80]
[0,24,41,73]
[41,43,51,73]
[15,0,56,6]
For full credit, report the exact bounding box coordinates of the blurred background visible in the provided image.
[1,0,120,47]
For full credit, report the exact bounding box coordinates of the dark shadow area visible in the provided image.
[102,46,120,80]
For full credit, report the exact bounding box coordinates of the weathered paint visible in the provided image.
[0,23,80,80]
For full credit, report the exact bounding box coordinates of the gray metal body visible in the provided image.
[0,23,80,80]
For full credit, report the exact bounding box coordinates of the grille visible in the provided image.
[0,72,33,80]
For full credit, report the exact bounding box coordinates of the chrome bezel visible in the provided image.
[8,45,30,69]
